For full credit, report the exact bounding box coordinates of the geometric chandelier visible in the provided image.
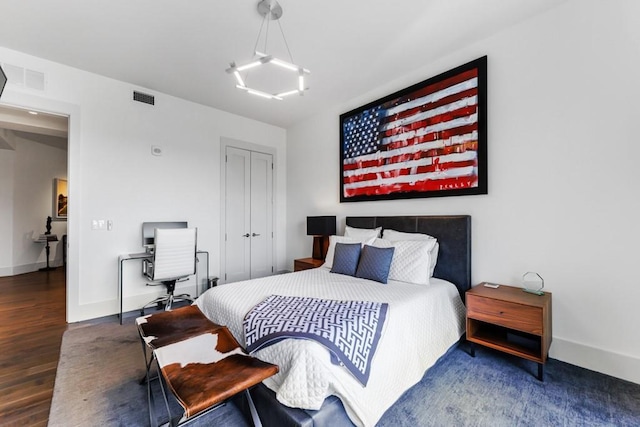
[225,0,310,100]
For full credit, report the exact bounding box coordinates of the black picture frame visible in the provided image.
[339,56,487,203]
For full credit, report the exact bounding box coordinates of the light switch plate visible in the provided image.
[92,219,107,230]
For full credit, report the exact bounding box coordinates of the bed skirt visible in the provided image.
[237,383,355,427]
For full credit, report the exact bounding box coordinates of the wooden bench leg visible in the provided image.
[140,336,175,427]
[140,338,159,427]
[537,363,544,382]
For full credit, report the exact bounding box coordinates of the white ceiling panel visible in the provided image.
[0,0,566,128]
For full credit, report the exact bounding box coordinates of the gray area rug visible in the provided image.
[50,320,640,426]
[378,346,640,427]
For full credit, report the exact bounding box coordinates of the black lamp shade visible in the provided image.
[306,216,336,261]
[306,216,336,236]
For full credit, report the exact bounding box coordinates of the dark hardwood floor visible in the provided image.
[0,268,67,427]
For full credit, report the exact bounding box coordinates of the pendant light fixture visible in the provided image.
[226,0,310,100]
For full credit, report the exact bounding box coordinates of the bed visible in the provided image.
[196,215,471,426]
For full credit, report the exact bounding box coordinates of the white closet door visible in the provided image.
[224,146,274,282]
[249,151,273,278]
[224,146,251,282]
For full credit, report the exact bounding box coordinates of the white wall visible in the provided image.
[0,142,14,274]
[0,133,68,276]
[0,46,287,322]
[287,0,640,384]
[12,137,68,273]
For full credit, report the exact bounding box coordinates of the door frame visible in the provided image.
[0,93,79,322]
[219,137,277,284]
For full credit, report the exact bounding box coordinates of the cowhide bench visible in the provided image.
[136,305,279,427]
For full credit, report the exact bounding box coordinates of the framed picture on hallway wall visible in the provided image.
[339,56,488,202]
[53,178,67,221]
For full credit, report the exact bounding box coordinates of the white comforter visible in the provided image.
[196,267,465,427]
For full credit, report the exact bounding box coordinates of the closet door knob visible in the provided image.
[252,233,261,237]
[242,233,250,237]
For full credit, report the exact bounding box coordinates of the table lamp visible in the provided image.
[306,216,336,260]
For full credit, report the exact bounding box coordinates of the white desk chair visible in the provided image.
[140,227,197,315]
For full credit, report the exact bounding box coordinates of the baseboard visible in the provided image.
[0,263,39,276]
[0,261,63,276]
[17,262,47,275]
[68,283,200,323]
[550,337,640,385]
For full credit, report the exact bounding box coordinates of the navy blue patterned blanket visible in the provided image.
[243,295,388,386]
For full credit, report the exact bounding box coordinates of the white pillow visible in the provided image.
[323,235,376,269]
[344,225,382,240]
[372,238,432,285]
[382,229,435,242]
[382,229,439,277]
[429,242,439,277]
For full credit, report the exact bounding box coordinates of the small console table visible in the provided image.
[118,250,209,324]
[35,234,59,271]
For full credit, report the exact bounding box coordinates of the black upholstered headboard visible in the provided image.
[346,216,471,300]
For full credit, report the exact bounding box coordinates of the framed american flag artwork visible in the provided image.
[340,56,487,202]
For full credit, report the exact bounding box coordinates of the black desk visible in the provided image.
[117,250,209,324]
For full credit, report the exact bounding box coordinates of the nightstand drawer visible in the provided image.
[467,294,543,335]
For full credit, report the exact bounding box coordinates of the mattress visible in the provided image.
[196,267,466,427]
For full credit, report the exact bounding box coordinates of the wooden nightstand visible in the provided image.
[466,283,552,381]
[294,257,324,272]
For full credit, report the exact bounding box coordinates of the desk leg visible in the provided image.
[195,251,210,298]
[118,259,124,325]
[204,251,209,296]
[195,254,200,298]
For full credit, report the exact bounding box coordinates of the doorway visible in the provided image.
[221,141,275,283]
[0,104,69,283]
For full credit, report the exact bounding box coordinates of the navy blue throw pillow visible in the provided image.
[330,243,362,276]
[355,245,395,284]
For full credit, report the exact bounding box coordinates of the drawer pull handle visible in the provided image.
[499,311,504,315]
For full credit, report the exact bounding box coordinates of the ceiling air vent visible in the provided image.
[133,91,155,105]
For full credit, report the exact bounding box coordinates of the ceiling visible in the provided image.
[0,105,68,150]
[0,0,564,128]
